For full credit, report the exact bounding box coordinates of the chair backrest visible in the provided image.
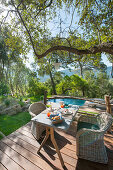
[97,112,113,131]
[29,102,46,117]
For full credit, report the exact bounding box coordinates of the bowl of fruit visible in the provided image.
[50,114,64,124]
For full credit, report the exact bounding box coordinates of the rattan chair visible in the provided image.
[76,112,113,164]
[29,102,46,140]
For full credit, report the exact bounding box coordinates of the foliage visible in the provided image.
[27,77,47,96]
[4,99,10,106]
[1,0,112,63]
[0,96,7,103]
[28,96,44,102]
[84,71,97,98]
[0,82,9,95]
[44,69,63,95]
[36,56,57,94]
[84,71,113,98]
[18,101,25,107]
[0,1,113,101]
[76,0,113,43]
[0,112,31,140]
[0,28,33,97]
[56,74,88,96]
[96,72,113,98]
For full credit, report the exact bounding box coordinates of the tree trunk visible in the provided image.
[82,87,85,96]
[111,62,113,78]
[44,91,47,105]
[49,70,56,95]
[78,60,83,77]
[105,95,111,114]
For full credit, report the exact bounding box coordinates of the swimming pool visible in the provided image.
[48,98,85,106]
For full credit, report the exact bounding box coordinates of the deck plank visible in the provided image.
[0,149,23,170]
[13,130,77,159]
[1,138,56,170]
[16,129,76,152]
[0,162,7,170]
[0,141,41,170]
[8,132,77,168]
[7,135,75,170]
[0,121,113,170]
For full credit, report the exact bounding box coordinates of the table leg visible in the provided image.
[50,128,64,167]
[37,127,49,153]
[37,126,64,167]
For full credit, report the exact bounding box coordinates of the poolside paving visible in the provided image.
[0,121,113,170]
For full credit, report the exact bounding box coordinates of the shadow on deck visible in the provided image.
[0,122,113,170]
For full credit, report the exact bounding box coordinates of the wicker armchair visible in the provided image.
[29,102,46,140]
[76,112,113,164]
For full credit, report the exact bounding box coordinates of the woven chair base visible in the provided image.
[31,122,46,140]
[77,140,108,164]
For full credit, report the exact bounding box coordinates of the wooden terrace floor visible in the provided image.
[0,122,113,170]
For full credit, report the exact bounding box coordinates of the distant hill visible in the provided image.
[38,66,112,82]
[37,68,78,82]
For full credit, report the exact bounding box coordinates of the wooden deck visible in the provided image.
[0,122,113,170]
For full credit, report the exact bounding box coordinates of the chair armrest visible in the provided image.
[76,128,104,146]
[29,112,36,118]
[72,107,80,120]
[77,114,99,125]
[76,128,102,137]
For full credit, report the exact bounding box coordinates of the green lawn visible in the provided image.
[0,112,31,140]
[79,110,99,114]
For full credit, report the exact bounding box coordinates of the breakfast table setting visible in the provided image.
[31,103,79,167]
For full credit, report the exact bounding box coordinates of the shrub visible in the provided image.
[27,79,47,96]
[19,97,23,102]
[0,82,9,95]
[0,96,7,103]
[4,99,10,106]
[18,101,25,107]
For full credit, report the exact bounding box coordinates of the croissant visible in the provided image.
[54,116,60,120]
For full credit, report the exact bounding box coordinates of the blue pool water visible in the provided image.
[48,98,85,106]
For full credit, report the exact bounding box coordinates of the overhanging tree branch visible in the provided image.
[35,42,113,59]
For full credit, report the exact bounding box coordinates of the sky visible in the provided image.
[102,54,112,67]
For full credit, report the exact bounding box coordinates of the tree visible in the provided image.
[0,34,8,79]
[0,82,9,95]
[96,72,110,98]
[70,54,107,77]
[7,62,32,96]
[56,74,88,96]
[35,56,57,95]
[84,71,113,98]
[0,0,113,62]
[84,70,98,98]
[45,71,63,95]
[28,77,47,97]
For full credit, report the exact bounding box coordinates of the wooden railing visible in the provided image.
[105,95,113,114]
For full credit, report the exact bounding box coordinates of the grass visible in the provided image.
[28,95,44,103]
[79,110,99,114]
[0,112,31,140]
[0,134,3,139]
